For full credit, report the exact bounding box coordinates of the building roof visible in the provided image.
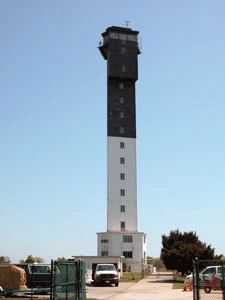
[102,26,139,37]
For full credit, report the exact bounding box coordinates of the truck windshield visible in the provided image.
[97,265,116,271]
[203,268,216,274]
[29,266,51,273]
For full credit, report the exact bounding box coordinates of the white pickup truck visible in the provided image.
[94,264,119,287]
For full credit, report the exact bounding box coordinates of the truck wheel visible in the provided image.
[94,280,99,287]
[204,287,211,293]
[115,282,119,287]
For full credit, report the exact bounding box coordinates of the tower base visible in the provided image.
[97,231,147,272]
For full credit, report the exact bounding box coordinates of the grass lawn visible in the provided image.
[173,273,185,289]
[120,272,150,283]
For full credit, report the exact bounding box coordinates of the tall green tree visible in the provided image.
[160,230,221,275]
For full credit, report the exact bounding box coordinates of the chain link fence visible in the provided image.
[193,259,225,300]
[51,260,86,300]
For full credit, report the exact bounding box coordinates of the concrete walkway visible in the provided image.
[111,272,193,300]
[87,272,193,300]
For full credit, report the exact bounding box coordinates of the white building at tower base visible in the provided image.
[97,231,147,272]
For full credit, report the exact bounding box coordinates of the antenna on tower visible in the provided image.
[124,21,131,28]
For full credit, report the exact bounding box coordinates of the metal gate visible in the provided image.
[51,260,86,300]
[193,259,225,300]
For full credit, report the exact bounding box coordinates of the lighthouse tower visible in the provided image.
[97,26,147,272]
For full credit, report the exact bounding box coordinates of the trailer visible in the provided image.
[1,287,50,297]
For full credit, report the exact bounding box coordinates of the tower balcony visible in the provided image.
[98,43,108,60]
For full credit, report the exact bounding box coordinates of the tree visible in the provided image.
[20,255,45,264]
[36,257,44,263]
[0,256,11,264]
[160,230,221,275]
[25,255,36,264]
[57,257,67,262]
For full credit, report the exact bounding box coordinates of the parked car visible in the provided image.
[185,265,223,293]
[15,264,51,289]
[94,264,119,287]
[185,265,222,283]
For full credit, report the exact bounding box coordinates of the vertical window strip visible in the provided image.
[120,142,125,148]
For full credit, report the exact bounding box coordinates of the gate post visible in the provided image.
[193,258,200,300]
[222,262,225,300]
[77,260,80,300]
[193,260,197,300]
[50,260,53,300]
[196,259,200,300]
[80,261,86,300]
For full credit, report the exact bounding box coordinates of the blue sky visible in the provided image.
[1,0,224,263]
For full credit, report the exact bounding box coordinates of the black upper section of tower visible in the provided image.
[99,26,140,138]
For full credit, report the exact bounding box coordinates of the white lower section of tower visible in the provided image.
[107,136,137,232]
[97,136,147,272]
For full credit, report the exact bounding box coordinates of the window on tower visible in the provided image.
[120,97,124,104]
[121,47,126,53]
[122,66,126,72]
[101,251,108,256]
[128,35,137,41]
[120,127,125,133]
[120,205,125,212]
[121,222,125,232]
[120,157,125,164]
[120,142,125,148]
[120,189,125,196]
[120,173,125,180]
[120,112,124,118]
[119,83,125,89]
[110,32,118,39]
[119,34,127,40]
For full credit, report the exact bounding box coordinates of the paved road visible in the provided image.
[86,272,193,300]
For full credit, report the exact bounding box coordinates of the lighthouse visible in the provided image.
[97,26,147,272]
